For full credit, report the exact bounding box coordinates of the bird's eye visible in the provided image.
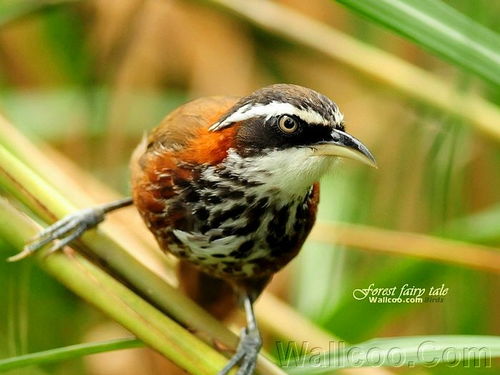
[278,115,299,134]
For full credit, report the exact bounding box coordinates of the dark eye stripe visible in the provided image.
[235,112,340,156]
[272,116,333,145]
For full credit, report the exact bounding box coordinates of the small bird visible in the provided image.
[20,84,375,375]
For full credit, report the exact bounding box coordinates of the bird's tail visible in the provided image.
[177,260,238,321]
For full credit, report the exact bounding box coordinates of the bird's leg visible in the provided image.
[9,197,133,261]
[219,292,262,375]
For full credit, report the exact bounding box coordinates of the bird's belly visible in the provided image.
[136,161,318,279]
[151,190,314,279]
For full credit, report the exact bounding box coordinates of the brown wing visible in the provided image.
[148,96,239,151]
[130,95,239,183]
[130,95,240,243]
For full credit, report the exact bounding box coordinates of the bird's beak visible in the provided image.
[311,129,377,168]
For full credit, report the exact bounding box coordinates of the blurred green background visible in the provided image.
[0,0,499,374]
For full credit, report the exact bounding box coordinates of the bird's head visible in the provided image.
[208,84,376,195]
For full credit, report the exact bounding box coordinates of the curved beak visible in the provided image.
[311,129,377,168]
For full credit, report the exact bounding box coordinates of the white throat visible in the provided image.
[222,148,334,196]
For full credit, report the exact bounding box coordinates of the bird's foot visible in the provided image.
[219,327,262,375]
[9,207,106,262]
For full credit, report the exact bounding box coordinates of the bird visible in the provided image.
[19,83,376,375]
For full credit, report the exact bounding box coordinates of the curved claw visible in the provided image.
[218,327,262,375]
[8,207,105,262]
[9,198,133,262]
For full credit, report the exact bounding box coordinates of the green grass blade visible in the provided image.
[335,0,500,86]
[0,338,143,372]
[285,335,500,373]
[442,203,500,244]
[0,0,79,27]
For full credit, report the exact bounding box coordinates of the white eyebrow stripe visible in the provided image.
[209,101,341,131]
